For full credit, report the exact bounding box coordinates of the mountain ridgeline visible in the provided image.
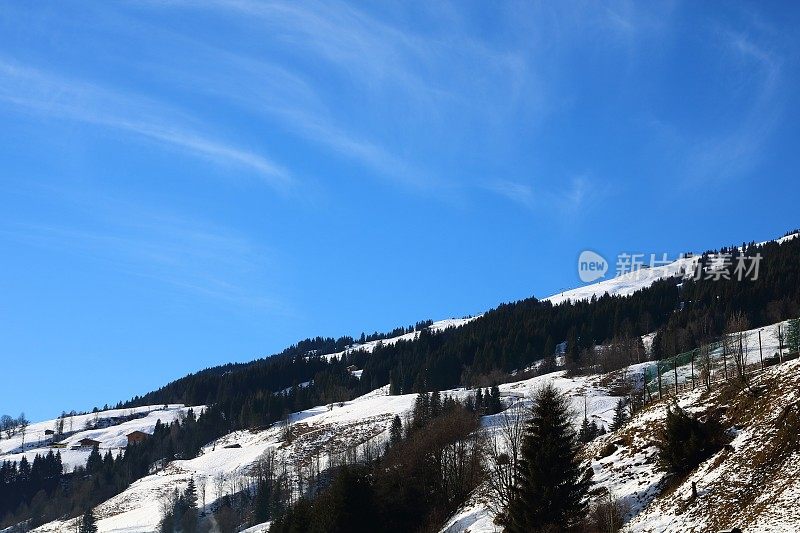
[125,235,800,429]
[5,232,800,530]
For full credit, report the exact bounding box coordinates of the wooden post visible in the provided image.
[584,394,587,421]
[739,332,744,378]
[657,363,662,400]
[779,324,784,363]
[691,348,695,389]
[674,355,679,395]
[758,329,764,369]
[723,339,728,380]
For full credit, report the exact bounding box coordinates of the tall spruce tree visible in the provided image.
[430,390,442,418]
[80,509,98,533]
[577,417,592,444]
[182,477,199,533]
[488,385,502,415]
[610,398,628,432]
[787,317,800,354]
[389,415,403,445]
[86,445,102,474]
[505,383,592,532]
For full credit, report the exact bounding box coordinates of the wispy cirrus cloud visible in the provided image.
[483,174,609,214]
[159,42,436,189]
[0,60,293,190]
[482,179,536,210]
[134,0,534,195]
[685,28,783,185]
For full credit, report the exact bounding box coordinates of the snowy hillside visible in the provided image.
[30,364,633,532]
[609,358,800,532]
[545,255,699,306]
[31,388,420,532]
[311,231,800,366]
[30,341,800,532]
[314,317,479,362]
[440,328,800,532]
[12,230,800,532]
[0,405,197,472]
[546,231,799,306]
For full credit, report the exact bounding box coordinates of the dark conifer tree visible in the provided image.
[610,399,628,432]
[80,509,98,533]
[412,392,430,429]
[505,383,592,532]
[86,446,102,474]
[657,402,726,474]
[389,415,402,446]
[488,385,502,415]
[588,420,600,439]
[578,417,592,444]
[430,390,442,418]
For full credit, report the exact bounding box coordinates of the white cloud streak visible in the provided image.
[0,60,292,190]
[686,29,783,185]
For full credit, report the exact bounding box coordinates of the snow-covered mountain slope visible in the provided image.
[31,366,631,532]
[546,230,800,306]
[612,358,800,532]
[31,388,419,532]
[0,405,196,472]
[441,349,800,533]
[315,317,479,362]
[28,321,800,532]
[19,230,800,532]
[314,231,800,364]
[545,255,699,306]
[639,319,789,394]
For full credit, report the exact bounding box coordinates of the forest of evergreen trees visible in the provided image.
[121,237,800,420]
[3,233,800,529]
[0,409,222,529]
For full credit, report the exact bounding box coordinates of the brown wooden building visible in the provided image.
[126,430,150,445]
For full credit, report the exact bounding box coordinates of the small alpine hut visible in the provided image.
[126,430,150,446]
[78,438,101,448]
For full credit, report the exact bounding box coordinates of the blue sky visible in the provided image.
[1,1,798,420]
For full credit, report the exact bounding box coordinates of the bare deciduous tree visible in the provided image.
[727,312,750,386]
[18,413,29,451]
[698,343,713,391]
[485,400,527,516]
